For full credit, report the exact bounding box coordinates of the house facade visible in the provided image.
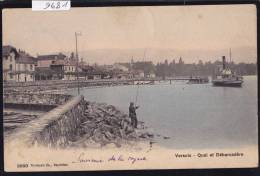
[37,53,67,67]
[133,70,145,78]
[2,45,19,82]
[50,59,65,80]
[3,46,36,82]
[64,60,77,80]
[36,53,67,80]
[15,51,36,82]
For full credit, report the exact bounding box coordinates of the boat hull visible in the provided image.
[212,80,243,87]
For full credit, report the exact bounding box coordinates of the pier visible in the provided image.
[4,76,209,91]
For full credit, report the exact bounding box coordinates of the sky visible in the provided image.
[3,5,257,64]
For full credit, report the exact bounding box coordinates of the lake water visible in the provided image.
[68,76,258,149]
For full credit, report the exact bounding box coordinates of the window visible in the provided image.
[9,64,12,71]
[30,64,33,70]
[5,57,8,60]
[24,64,27,70]
[10,56,12,62]
[31,75,33,79]
[9,73,13,79]
[18,64,20,71]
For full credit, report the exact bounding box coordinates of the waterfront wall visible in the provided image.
[3,79,132,88]
[3,76,198,89]
[4,93,72,106]
[3,79,134,93]
[6,95,86,148]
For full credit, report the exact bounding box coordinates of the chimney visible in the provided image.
[222,56,226,70]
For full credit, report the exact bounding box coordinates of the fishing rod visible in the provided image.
[134,49,146,106]
[135,83,140,105]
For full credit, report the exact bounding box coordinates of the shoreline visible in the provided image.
[4,75,256,94]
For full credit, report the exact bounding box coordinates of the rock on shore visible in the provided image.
[68,102,154,148]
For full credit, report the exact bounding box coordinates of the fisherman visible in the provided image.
[129,102,139,128]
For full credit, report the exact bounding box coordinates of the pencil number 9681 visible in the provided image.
[43,1,69,10]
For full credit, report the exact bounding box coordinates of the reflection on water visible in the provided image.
[68,76,257,149]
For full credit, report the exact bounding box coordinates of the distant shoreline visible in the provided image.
[3,75,257,94]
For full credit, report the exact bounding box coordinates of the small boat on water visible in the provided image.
[134,80,154,85]
[212,56,243,87]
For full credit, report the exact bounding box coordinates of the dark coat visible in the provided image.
[129,105,138,118]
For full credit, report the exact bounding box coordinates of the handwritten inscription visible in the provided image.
[72,152,104,163]
[128,156,146,164]
[32,1,70,11]
[44,1,69,10]
[108,155,124,162]
[108,155,146,164]
[71,153,146,165]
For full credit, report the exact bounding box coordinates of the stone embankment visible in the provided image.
[4,93,72,106]
[6,96,86,147]
[3,79,134,93]
[4,93,73,138]
[6,94,153,149]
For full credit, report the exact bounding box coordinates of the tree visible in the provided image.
[70,52,75,60]
[179,57,184,65]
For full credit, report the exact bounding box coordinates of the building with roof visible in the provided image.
[78,65,107,80]
[35,67,56,81]
[133,69,145,78]
[49,59,65,80]
[15,51,37,82]
[34,53,68,80]
[63,60,77,80]
[37,53,67,67]
[3,46,37,82]
[2,45,19,82]
[49,59,81,80]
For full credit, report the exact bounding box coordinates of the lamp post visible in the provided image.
[229,48,232,63]
[75,32,82,95]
